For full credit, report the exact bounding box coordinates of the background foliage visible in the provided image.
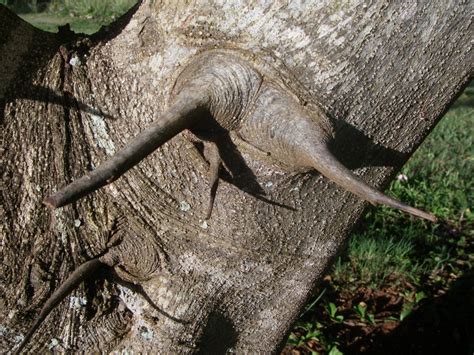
[1,0,136,33]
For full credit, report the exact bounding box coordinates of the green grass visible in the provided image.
[49,0,136,22]
[8,0,137,34]
[19,12,104,34]
[339,86,473,288]
[332,236,420,288]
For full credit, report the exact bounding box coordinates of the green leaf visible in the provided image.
[306,330,321,339]
[354,302,367,319]
[328,303,338,318]
[328,345,344,355]
[400,307,412,321]
[415,291,427,303]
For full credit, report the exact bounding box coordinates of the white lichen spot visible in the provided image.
[54,209,68,245]
[140,326,154,341]
[290,187,299,192]
[48,338,60,350]
[282,27,311,50]
[69,55,81,67]
[265,181,274,188]
[333,36,346,46]
[118,285,144,316]
[35,185,42,192]
[89,114,116,156]
[74,219,82,228]
[148,54,164,73]
[200,220,208,229]
[180,201,191,212]
[0,324,7,335]
[61,232,68,244]
[14,334,25,344]
[8,310,16,319]
[69,296,87,309]
[317,24,333,39]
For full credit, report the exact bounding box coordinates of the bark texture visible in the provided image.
[1,1,472,353]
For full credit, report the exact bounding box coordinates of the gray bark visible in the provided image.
[1,1,472,353]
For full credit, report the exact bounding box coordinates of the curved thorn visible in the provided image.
[44,93,206,208]
[237,81,435,222]
[306,145,437,222]
[14,258,105,355]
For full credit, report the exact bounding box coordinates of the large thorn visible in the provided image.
[44,93,206,208]
[14,258,105,355]
[238,82,437,222]
[304,145,437,222]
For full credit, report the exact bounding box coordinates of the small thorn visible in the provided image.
[204,142,222,220]
[309,147,437,222]
[13,258,105,354]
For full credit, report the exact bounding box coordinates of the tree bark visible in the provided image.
[1,1,472,353]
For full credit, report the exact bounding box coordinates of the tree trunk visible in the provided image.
[1,1,472,353]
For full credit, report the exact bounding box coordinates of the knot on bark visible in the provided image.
[172,50,263,131]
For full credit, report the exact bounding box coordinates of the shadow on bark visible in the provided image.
[191,130,297,211]
[329,120,409,172]
[5,84,117,120]
[197,310,238,355]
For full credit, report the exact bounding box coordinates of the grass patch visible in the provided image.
[8,0,137,34]
[332,236,419,289]
[329,82,473,291]
[18,12,103,34]
[48,0,136,22]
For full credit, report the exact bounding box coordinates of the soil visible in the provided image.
[282,221,474,355]
[282,274,473,355]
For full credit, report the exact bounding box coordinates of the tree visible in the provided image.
[1,1,472,353]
